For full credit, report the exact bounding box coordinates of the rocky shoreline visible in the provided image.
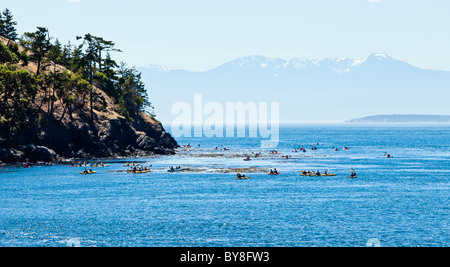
[0,111,178,165]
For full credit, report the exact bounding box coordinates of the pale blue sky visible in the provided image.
[2,0,450,71]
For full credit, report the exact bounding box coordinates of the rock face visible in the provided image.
[0,110,178,164]
[0,85,178,164]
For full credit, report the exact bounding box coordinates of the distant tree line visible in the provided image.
[0,9,152,137]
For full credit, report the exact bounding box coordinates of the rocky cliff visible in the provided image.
[0,110,178,164]
[0,36,178,164]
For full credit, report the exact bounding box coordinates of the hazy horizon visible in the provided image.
[160,117,450,128]
[143,53,450,73]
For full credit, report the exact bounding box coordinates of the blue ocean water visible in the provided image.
[0,124,448,247]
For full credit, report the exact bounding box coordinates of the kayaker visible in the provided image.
[274,168,278,174]
[83,169,88,174]
[316,170,321,176]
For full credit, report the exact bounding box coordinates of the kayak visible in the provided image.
[268,173,280,175]
[167,168,190,173]
[236,176,250,180]
[299,171,316,176]
[350,175,358,179]
[80,171,97,175]
[128,170,151,174]
[93,164,110,168]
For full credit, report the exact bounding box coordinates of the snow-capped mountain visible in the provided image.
[139,54,450,123]
[213,53,388,73]
[141,53,449,90]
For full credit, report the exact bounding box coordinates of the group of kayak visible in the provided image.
[73,162,109,168]
[293,146,350,152]
[237,169,357,179]
[77,162,109,174]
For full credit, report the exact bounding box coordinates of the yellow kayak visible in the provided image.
[80,171,97,175]
[300,170,337,177]
[236,176,250,180]
[127,170,151,174]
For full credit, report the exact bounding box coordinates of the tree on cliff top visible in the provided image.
[20,27,51,76]
[0,9,18,44]
[116,63,152,121]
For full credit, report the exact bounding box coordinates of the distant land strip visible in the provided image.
[347,114,450,123]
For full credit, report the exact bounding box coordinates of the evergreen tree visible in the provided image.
[0,41,18,64]
[20,27,51,76]
[76,34,98,120]
[116,63,151,120]
[0,65,37,135]
[0,9,18,44]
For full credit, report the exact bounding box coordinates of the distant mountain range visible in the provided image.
[139,53,450,123]
[347,115,450,123]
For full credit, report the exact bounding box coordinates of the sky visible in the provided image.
[2,0,450,71]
